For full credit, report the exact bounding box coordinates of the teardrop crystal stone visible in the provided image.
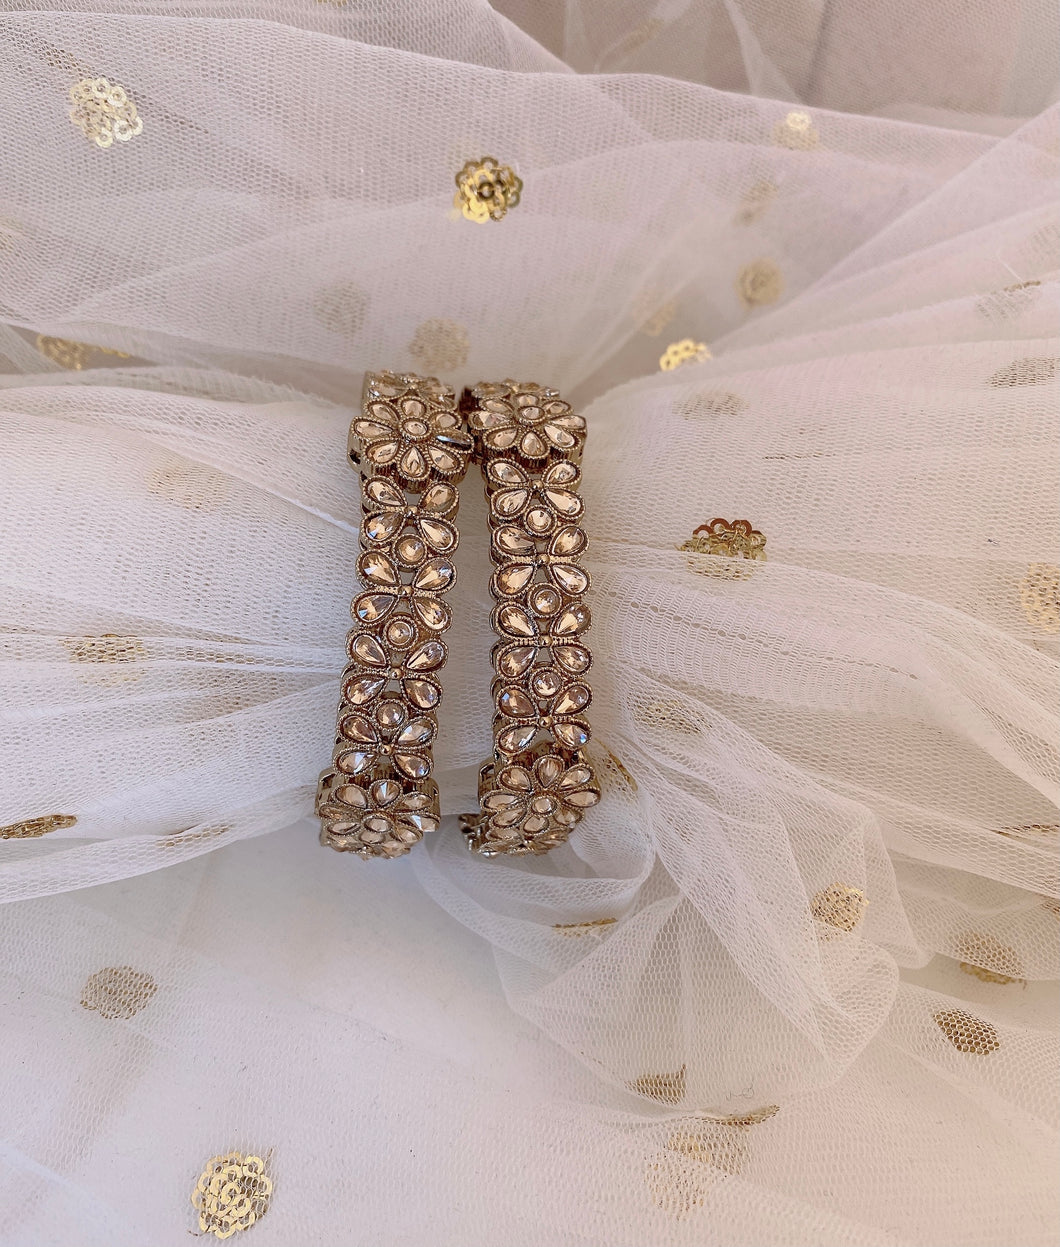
[375,698,408,730]
[554,683,591,715]
[400,396,426,417]
[498,723,538,754]
[350,633,388,668]
[550,526,586,557]
[336,784,373,807]
[525,506,554,535]
[418,518,456,552]
[367,400,399,421]
[496,604,535,638]
[553,720,590,749]
[520,431,548,458]
[364,511,404,542]
[484,427,518,451]
[422,482,457,513]
[391,824,423,844]
[339,713,376,742]
[384,617,417,649]
[401,419,429,439]
[403,789,434,811]
[404,678,440,709]
[414,558,455,592]
[344,675,385,705]
[364,478,406,508]
[522,814,550,834]
[337,750,373,775]
[358,827,386,844]
[400,445,428,480]
[530,586,562,616]
[427,445,461,474]
[517,404,541,422]
[397,718,434,746]
[530,669,564,699]
[497,644,536,677]
[483,398,513,415]
[552,565,589,595]
[565,787,600,807]
[498,687,535,718]
[395,752,431,780]
[354,592,395,623]
[405,812,439,835]
[494,564,534,596]
[353,419,396,441]
[412,596,451,632]
[359,553,399,587]
[487,460,526,486]
[559,765,594,788]
[554,644,591,674]
[495,526,535,557]
[395,535,426,566]
[370,778,402,806]
[545,460,578,485]
[366,440,400,466]
[497,765,533,793]
[544,489,583,517]
[554,604,590,635]
[493,488,529,518]
[487,823,523,843]
[534,754,564,786]
[544,425,577,450]
[407,640,445,671]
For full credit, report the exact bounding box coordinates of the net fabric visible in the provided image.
[0,3,1057,1245]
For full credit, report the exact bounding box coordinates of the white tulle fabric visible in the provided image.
[0,3,1057,1245]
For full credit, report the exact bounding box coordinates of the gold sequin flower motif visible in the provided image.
[659,339,711,371]
[69,77,143,148]
[1019,563,1059,633]
[680,519,766,562]
[192,1152,273,1240]
[454,157,522,223]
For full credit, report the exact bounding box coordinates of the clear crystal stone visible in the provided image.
[407,640,445,671]
[535,755,564,786]
[364,478,406,507]
[554,684,590,715]
[498,688,535,718]
[522,814,550,833]
[525,507,554,534]
[353,419,395,441]
[553,721,590,749]
[367,401,398,421]
[555,604,589,635]
[422,483,457,513]
[395,536,426,566]
[551,526,586,556]
[365,512,404,542]
[395,753,430,780]
[497,605,535,638]
[359,553,398,587]
[498,724,537,753]
[497,644,536,677]
[392,824,423,844]
[400,445,428,479]
[531,586,562,615]
[400,398,427,417]
[497,766,533,793]
[555,644,590,673]
[370,779,401,806]
[384,617,416,648]
[404,679,440,709]
[419,518,455,551]
[398,719,434,746]
[485,427,518,451]
[566,787,600,807]
[401,418,429,438]
[376,699,408,729]
[546,461,578,484]
[544,488,582,516]
[339,714,375,743]
[415,558,455,592]
[531,670,564,699]
[405,813,439,834]
[520,431,548,458]
[493,488,529,517]
[488,461,526,485]
[496,526,535,556]
[350,633,388,667]
[359,828,386,844]
[337,750,373,775]
[427,446,460,473]
[413,597,450,631]
[483,791,523,812]
[545,426,577,449]
[494,565,534,595]
[552,565,589,595]
[344,675,385,705]
[366,439,400,465]
[559,765,593,788]
[336,783,370,806]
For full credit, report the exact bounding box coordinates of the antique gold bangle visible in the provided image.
[316,371,472,858]
[459,380,600,856]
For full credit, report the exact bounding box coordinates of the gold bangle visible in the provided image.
[317,371,472,858]
[459,380,600,856]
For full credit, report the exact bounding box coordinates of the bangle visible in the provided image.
[317,371,472,858]
[459,380,600,855]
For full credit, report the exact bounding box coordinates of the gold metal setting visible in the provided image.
[69,77,143,148]
[460,380,600,855]
[454,158,522,223]
[192,1152,273,1239]
[316,371,472,858]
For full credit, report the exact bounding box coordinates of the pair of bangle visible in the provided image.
[316,371,600,860]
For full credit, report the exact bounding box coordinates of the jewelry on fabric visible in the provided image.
[316,371,472,858]
[459,380,600,856]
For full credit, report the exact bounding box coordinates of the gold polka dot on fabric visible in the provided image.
[976,280,1042,323]
[632,699,702,735]
[80,966,158,1020]
[952,931,1024,980]
[553,918,618,937]
[192,1152,273,1240]
[959,963,1023,986]
[312,283,367,340]
[646,1108,778,1214]
[678,519,766,579]
[454,157,522,223]
[147,460,230,512]
[408,318,470,372]
[1,813,77,840]
[674,390,748,419]
[737,259,784,307]
[811,883,868,932]
[988,357,1059,387]
[159,823,232,851]
[35,335,131,370]
[599,748,639,795]
[733,179,779,226]
[773,110,820,150]
[933,1008,1001,1055]
[63,634,146,687]
[629,1065,686,1105]
[995,822,1058,840]
[69,77,143,148]
[659,339,711,371]
[1019,563,1060,633]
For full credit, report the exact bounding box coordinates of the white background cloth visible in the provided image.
[0,3,1057,1244]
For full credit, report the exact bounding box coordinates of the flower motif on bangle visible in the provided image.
[360,477,460,560]
[495,677,592,753]
[352,395,472,483]
[353,551,456,633]
[480,755,600,845]
[321,777,440,858]
[342,630,446,713]
[470,389,586,458]
[490,523,589,599]
[336,697,437,781]
[486,459,584,536]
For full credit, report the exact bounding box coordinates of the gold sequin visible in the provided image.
[679,519,766,580]
[147,461,230,512]
[659,339,711,371]
[995,822,1058,839]
[0,813,77,840]
[408,318,470,372]
[952,931,1024,980]
[35,335,131,370]
[62,634,146,688]
[312,283,367,340]
[773,110,819,150]
[645,1149,712,1217]
[632,699,702,735]
[454,157,522,223]
[1019,563,1059,633]
[675,390,748,419]
[988,357,1059,387]
[976,280,1042,323]
[933,1008,1000,1055]
[80,966,158,1020]
[664,1127,748,1177]
[733,179,779,226]
[192,1152,273,1240]
[959,963,1023,986]
[553,918,618,936]
[811,883,868,932]
[737,259,784,308]
[69,77,143,148]
[630,1065,686,1105]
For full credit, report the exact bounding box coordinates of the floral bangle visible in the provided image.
[316,371,472,858]
[459,380,600,855]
